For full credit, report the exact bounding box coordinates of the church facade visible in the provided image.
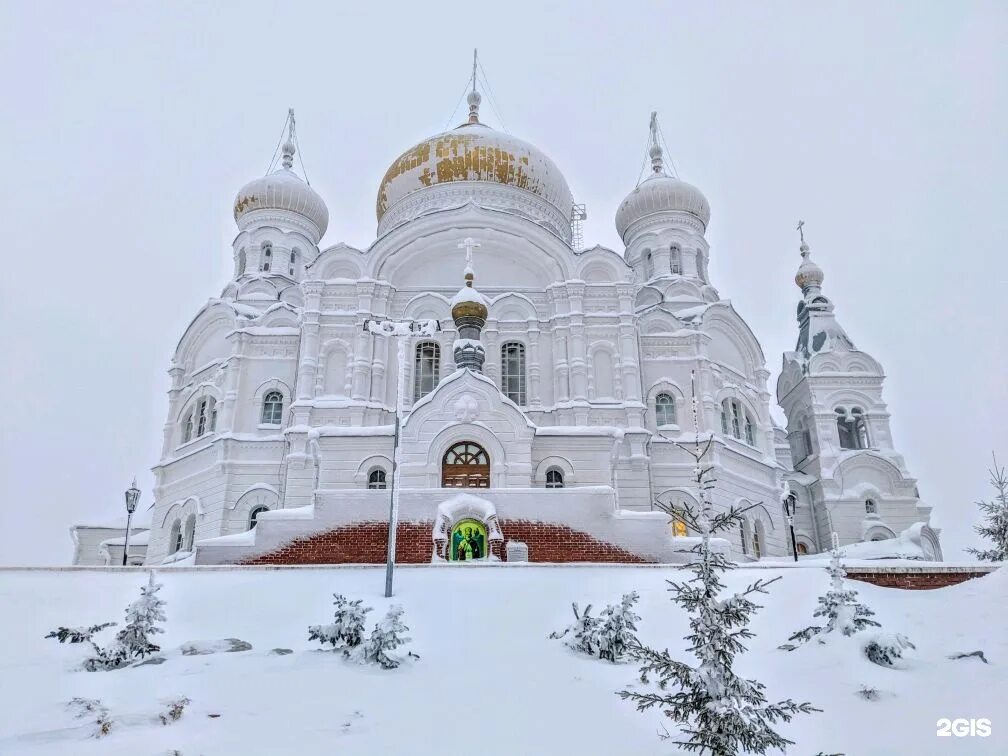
[81,85,941,566]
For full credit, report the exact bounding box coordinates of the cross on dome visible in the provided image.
[281,108,297,170]
[794,219,825,296]
[457,236,480,287]
[467,49,482,124]
[649,111,664,175]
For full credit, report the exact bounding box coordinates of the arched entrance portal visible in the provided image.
[441,442,490,488]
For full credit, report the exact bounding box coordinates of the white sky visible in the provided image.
[1,1,1005,565]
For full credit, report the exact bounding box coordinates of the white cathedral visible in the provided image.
[71,81,942,567]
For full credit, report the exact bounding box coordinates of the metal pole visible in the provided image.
[122,509,133,566]
[384,337,407,598]
[789,517,798,562]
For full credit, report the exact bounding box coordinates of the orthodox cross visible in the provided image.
[458,236,480,269]
[471,48,478,94]
[796,219,806,245]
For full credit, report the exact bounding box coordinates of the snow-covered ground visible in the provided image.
[0,565,1004,755]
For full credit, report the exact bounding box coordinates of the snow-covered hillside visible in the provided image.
[0,565,1003,755]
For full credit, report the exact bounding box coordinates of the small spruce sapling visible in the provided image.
[597,592,641,663]
[619,371,818,755]
[549,602,600,657]
[309,594,372,653]
[787,540,880,646]
[360,605,412,669]
[109,571,167,665]
[968,453,1008,562]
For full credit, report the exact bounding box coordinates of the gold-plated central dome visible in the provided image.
[375,122,573,224]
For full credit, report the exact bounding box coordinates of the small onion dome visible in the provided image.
[615,173,711,241]
[795,242,824,292]
[233,140,329,242]
[450,273,489,321]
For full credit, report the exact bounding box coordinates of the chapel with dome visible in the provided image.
[70,73,941,566]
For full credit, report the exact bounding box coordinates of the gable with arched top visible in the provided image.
[237,277,281,301]
[809,350,882,376]
[159,495,202,530]
[402,292,450,321]
[175,305,236,374]
[424,422,511,488]
[175,382,222,423]
[821,388,882,414]
[658,278,705,302]
[257,308,300,329]
[489,292,538,323]
[232,485,280,529]
[574,244,629,282]
[701,305,767,375]
[835,453,905,496]
[368,215,573,288]
[634,286,664,311]
[309,242,367,281]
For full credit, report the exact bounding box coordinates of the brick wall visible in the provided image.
[845,569,994,590]
[242,519,651,565]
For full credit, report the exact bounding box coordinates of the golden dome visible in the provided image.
[375,121,574,234]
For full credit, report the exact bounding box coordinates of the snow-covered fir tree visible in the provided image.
[620,372,818,755]
[787,541,880,645]
[360,605,412,669]
[308,594,372,653]
[551,592,640,663]
[110,571,166,663]
[968,454,1008,562]
[597,591,641,663]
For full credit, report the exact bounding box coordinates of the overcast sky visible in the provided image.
[1,1,1005,565]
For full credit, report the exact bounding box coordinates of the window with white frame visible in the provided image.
[644,250,653,279]
[545,468,564,488]
[368,468,387,489]
[260,242,272,272]
[414,342,440,400]
[500,342,526,406]
[655,393,676,426]
[183,515,196,551]
[739,520,750,555]
[261,391,284,425]
[288,249,298,276]
[752,520,764,559]
[720,398,757,446]
[170,520,183,554]
[670,245,682,275]
[182,396,216,444]
[865,498,877,515]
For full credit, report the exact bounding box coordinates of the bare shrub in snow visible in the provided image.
[159,696,191,725]
[620,374,818,755]
[308,594,372,652]
[857,685,880,701]
[359,605,413,669]
[550,592,641,663]
[864,633,915,668]
[968,454,1008,562]
[787,546,880,646]
[68,697,112,738]
[45,622,116,645]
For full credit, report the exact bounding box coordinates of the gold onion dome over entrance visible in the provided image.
[375,88,574,236]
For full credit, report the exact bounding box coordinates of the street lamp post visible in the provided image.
[783,493,799,562]
[364,317,439,598]
[123,478,141,566]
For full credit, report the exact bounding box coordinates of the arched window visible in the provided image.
[441,442,490,488]
[183,514,196,551]
[752,520,764,559]
[836,406,869,450]
[796,542,810,555]
[671,517,688,537]
[260,242,272,272]
[261,391,284,425]
[739,520,750,555]
[368,468,388,490]
[865,498,877,515]
[182,412,193,443]
[655,393,676,426]
[670,245,682,275]
[237,248,246,276]
[721,398,756,445]
[501,342,526,405]
[414,342,440,400]
[545,468,564,489]
[192,397,216,438]
[288,249,298,276]
[170,520,183,554]
[645,250,653,279]
[249,505,269,529]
